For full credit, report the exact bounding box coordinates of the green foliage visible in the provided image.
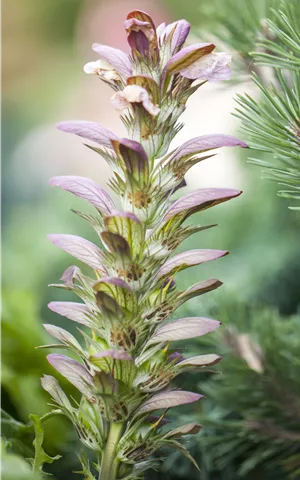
[1,438,41,480]
[199,301,300,479]
[198,0,300,208]
[152,301,300,479]
[253,1,300,70]
[1,410,34,459]
[198,0,279,64]
[1,411,61,478]
[1,290,51,419]
[1,289,76,479]
[29,414,61,474]
[235,69,300,208]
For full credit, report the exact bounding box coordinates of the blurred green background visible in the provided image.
[2,0,300,479]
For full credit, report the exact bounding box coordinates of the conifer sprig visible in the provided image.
[235,0,300,209]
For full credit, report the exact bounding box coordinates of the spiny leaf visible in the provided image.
[29,414,61,474]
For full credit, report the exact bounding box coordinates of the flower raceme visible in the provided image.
[42,10,247,480]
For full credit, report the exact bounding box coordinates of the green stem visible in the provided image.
[99,422,124,480]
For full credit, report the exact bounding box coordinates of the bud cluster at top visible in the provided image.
[41,10,246,480]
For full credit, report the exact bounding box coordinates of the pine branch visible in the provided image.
[154,301,300,480]
[235,0,300,209]
[198,302,300,479]
[198,0,280,75]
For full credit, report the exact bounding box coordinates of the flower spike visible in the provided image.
[44,9,246,479]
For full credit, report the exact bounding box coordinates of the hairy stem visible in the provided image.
[99,422,124,480]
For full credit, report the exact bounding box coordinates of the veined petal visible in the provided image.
[156,22,166,37]
[92,350,132,361]
[47,354,93,397]
[48,302,93,327]
[41,375,72,409]
[60,266,81,286]
[56,121,118,149]
[49,176,115,215]
[168,134,248,163]
[164,423,202,438]
[163,20,190,53]
[48,234,105,271]
[92,44,132,78]
[180,52,232,81]
[177,354,221,368]
[177,279,223,306]
[164,188,242,223]
[148,317,220,343]
[106,210,141,224]
[43,324,83,353]
[137,390,203,414]
[94,276,132,290]
[166,43,215,74]
[155,249,228,280]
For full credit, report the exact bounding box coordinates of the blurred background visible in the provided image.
[2,0,300,479]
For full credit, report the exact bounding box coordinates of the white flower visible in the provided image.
[111,85,160,116]
[83,60,120,81]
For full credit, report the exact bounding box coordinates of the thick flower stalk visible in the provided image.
[42,10,247,480]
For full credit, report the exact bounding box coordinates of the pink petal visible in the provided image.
[43,324,82,350]
[178,354,222,368]
[169,134,248,162]
[56,121,118,148]
[92,44,132,78]
[138,390,203,414]
[156,249,228,279]
[47,354,93,396]
[49,176,115,215]
[41,375,71,408]
[164,19,190,53]
[166,43,215,73]
[149,317,221,343]
[180,52,232,81]
[48,301,92,327]
[164,188,242,221]
[48,234,105,271]
[92,350,132,361]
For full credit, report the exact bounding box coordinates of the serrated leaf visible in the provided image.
[29,414,61,474]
